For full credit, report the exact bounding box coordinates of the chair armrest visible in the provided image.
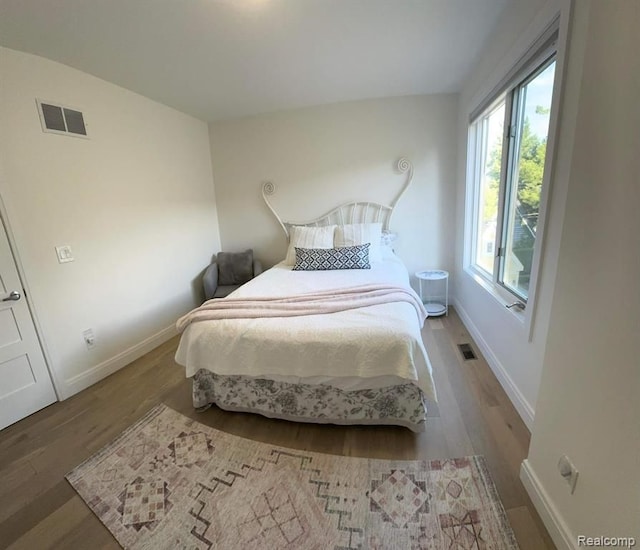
[203,262,219,301]
[253,259,263,277]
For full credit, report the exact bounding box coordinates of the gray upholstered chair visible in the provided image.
[203,249,263,300]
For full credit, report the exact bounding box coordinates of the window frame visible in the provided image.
[496,53,557,302]
[468,96,508,281]
[464,20,561,325]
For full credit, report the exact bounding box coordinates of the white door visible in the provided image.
[0,220,56,430]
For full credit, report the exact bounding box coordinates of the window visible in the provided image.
[466,27,557,305]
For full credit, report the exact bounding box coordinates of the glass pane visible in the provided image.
[501,60,556,299]
[474,102,505,275]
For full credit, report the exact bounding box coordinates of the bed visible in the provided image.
[175,158,437,432]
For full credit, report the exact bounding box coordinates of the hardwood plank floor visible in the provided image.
[0,308,554,549]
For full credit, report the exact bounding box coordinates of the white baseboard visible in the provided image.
[520,459,576,550]
[452,298,535,431]
[61,324,178,399]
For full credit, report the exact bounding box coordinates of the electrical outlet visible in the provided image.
[558,455,579,494]
[82,328,95,349]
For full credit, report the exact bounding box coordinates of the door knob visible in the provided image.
[2,290,21,302]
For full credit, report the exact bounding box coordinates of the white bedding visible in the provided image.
[174,253,437,401]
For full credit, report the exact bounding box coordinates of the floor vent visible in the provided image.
[458,343,477,361]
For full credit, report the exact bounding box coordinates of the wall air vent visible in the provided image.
[457,343,477,361]
[36,99,88,138]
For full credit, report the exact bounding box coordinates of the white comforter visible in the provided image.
[174,254,437,400]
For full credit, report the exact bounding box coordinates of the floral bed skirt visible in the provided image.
[192,369,428,432]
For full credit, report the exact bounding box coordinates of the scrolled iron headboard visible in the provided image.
[262,157,413,240]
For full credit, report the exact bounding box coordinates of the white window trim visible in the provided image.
[463,7,571,340]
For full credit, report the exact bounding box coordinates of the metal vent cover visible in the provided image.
[458,343,477,361]
[37,99,88,138]
[63,108,87,135]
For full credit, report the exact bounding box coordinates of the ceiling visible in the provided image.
[0,0,510,121]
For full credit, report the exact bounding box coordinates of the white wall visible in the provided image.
[209,95,458,286]
[453,0,567,428]
[0,48,221,398]
[524,0,639,546]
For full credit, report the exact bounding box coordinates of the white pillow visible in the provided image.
[335,223,383,263]
[284,225,336,266]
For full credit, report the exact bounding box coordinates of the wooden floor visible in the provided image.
[0,308,554,549]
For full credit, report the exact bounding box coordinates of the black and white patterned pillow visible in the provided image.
[293,244,371,271]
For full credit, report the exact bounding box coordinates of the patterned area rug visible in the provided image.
[67,404,519,549]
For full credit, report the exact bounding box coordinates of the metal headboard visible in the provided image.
[262,157,413,240]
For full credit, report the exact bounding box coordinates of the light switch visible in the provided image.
[55,245,74,263]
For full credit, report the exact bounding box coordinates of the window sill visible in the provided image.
[463,267,528,326]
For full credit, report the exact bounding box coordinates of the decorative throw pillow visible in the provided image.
[334,223,383,263]
[292,244,371,271]
[284,225,336,266]
[217,249,254,285]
